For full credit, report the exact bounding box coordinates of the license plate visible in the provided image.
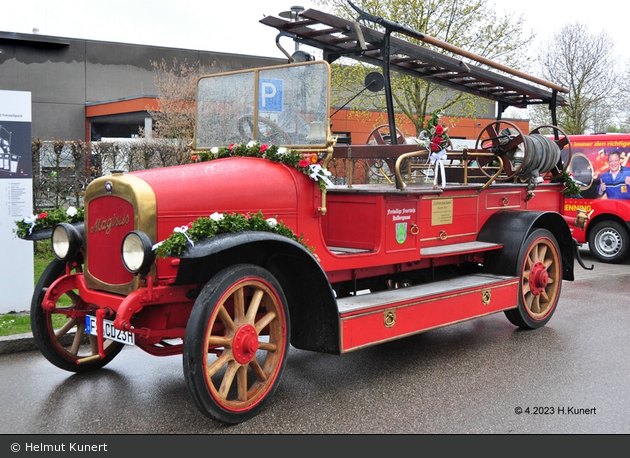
[85,316,135,345]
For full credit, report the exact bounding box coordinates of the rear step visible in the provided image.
[337,273,519,353]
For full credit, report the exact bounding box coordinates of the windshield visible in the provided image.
[194,61,331,149]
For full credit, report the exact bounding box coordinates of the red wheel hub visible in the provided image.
[529,261,549,296]
[232,324,259,364]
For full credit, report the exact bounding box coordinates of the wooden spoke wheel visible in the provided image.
[505,229,562,329]
[31,259,124,372]
[475,120,526,180]
[366,124,406,146]
[529,125,573,179]
[237,114,293,145]
[365,125,407,182]
[183,264,290,424]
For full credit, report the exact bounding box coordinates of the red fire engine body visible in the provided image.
[562,134,630,263]
[28,4,590,424]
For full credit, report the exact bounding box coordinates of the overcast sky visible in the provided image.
[1,0,626,61]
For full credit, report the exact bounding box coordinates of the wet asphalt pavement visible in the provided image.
[0,247,628,434]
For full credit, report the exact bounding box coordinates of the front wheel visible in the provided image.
[505,229,562,329]
[587,220,630,263]
[31,259,124,372]
[183,264,290,424]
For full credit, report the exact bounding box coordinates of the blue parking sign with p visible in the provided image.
[259,78,283,112]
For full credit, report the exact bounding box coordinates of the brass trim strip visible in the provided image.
[420,232,478,242]
[421,194,479,200]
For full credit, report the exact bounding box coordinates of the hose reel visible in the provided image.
[475,121,572,185]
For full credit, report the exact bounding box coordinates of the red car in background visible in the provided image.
[564,134,630,263]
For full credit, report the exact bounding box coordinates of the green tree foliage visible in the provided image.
[533,23,621,134]
[314,0,532,136]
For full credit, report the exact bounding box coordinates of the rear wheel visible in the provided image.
[505,229,562,329]
[588,220,630,263]
[183,264,290,424]
[31,259,124,372]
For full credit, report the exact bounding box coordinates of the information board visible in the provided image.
[0,90,33,314]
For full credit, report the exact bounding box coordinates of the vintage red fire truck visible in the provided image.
[27,3,590,424]
[562,133,630,263]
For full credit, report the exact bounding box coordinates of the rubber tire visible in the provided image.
[31,259,124,372]
[587,220,630,264]
[504,229,562,329]
[183,264,290,424]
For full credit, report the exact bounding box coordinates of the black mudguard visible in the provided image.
[477,210,575,281]
[173,231,341,355]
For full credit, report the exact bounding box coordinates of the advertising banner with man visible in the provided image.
[0,90,33,314]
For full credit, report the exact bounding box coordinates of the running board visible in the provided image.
[420,241,502,257]
[337,273,518,353]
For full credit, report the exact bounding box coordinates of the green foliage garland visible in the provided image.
[14,206,84,238]
[557,170,582,197]
[153,211,315,258]
[191,142,331,192]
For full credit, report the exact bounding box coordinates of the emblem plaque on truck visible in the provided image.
[396,223,407,244]
[105,181,113,194]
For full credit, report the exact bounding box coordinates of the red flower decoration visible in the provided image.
[228,143,236,151]
[298,158,310,168]
[38,212,48,219]
[430,141,442,152]
[191,155,198,162]
[260,144,269,153]
[435,125,444,135]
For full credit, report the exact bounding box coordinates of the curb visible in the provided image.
[0,331,89,356]
[0,333,38,355]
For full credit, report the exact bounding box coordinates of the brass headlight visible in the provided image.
[121,231,155,275]
[51,223,83,261]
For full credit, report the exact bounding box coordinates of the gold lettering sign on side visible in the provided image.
[431,199,453,226]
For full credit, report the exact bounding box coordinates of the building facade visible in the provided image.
[0,30,528,146]
[0,31,284,142]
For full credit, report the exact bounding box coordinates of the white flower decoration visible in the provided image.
[277,147,288,156]
[23,214,37,225]
[246,141,256,149]
[23,214,38,235]
[211,147,219,155]
[266,218,278,228]
[210,212,224,222]
[66,206,78,217]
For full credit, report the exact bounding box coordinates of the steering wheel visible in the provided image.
[237,115,293,145]
[365,125,408,183]
[475,120,527,181]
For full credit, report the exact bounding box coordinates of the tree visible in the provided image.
[314,0,533,136]
[145,58,212,150]
[618,62,630,132]
[534,23,620,134]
